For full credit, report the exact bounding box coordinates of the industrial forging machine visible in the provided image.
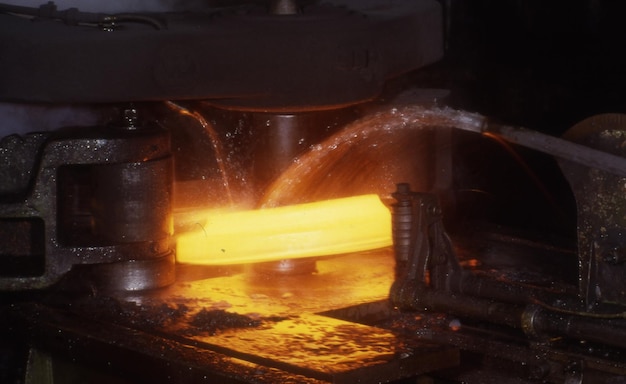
[2,1,626,383]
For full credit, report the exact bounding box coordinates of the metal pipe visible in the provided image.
[412,289,525,329]
[456,271,574,307]
[524,305,626,348]
[454,120,626,178]
[398,288,626,350]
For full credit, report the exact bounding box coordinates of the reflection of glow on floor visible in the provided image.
[204,313,402,374]
[150,250,458,379]
[159,249,395,318]
[122,249,459,381]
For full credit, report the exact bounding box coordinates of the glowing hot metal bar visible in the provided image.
[176,194,392,265]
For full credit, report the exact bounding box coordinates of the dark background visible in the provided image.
[420,0,626,135]
[404,0,626,236]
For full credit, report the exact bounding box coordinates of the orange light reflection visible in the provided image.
[176,194,392,265]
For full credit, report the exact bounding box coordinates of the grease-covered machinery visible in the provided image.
[2,1,626,383]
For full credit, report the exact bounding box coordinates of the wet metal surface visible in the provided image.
[2,250,457,383]
[199,313,455,383]
[161,250,397,317]
[125,250,458,382]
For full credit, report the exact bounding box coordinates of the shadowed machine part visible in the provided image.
[0,0,443,110]
[0,109,175,291]
[389,178,626,381]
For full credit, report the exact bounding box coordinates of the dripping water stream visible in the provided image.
[260,105,626,208]
[165,101,235,206]
[260,106,486,208]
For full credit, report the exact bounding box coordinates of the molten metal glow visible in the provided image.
[176,194,391,265]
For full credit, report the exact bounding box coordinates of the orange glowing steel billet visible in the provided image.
[176,194,392,265]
